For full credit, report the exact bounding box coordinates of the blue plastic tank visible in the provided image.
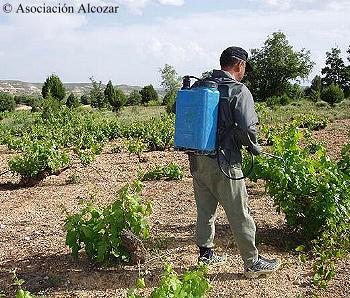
[174,84,220,153]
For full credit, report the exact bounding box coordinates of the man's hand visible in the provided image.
[246,144,261,156]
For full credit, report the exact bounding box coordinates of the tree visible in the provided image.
[321,48,348,87]
[89,77,106,109]
[110,87,127,112]
[159,64,181,94]
[344,46,350,97]
[127,90,142,106]
[305,75,322,102]
[30,96,43,112]
[285,83,304,101]
[0,92,16,112]
[80,94,90,105]
[139,85,158,105]
[42,74,66,102]
[104,80,115,105]
[245,31,314,101]
[41,95,62,120]
[310,75,322,92]
[66,92,80,108]
[347,46,350,97]
[103,80,127,112]
[159,64,181,109]
[321,47,350,97]
[14,94,34,105]
[163,91,177,113]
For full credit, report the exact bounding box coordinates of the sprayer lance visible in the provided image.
[261,151,285,162]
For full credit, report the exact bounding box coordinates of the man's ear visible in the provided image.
[239,60,245,69]
[233,62,241,72]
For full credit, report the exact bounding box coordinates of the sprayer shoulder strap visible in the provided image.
[213,78,243,145]
[199,75,243,146]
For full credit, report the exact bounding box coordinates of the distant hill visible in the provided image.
[0,80,164,97]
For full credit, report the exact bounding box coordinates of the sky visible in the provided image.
[0,0,349,87]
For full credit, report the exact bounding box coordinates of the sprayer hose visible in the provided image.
[216,148,254,180]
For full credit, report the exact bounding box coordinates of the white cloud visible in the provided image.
[158,0,184,5]
[263,0,292,9]
[249,0,350,10]
[0,3,349,86]
[118,0,150,14]
[119,0,185,14]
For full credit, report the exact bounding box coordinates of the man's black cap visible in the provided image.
[220,46,253,72]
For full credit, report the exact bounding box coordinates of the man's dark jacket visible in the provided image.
[208,69,261,166]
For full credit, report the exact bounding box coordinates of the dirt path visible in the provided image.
[313,119,350,160]
[0,121,349,298]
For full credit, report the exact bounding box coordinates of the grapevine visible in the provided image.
[248,124,350,287]
[127,263,211,298]
[64,180,152,264]
[138,162,183,181]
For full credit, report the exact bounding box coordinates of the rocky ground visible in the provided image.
[0,120,349,298]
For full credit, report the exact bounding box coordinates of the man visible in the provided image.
[189,46,280,278]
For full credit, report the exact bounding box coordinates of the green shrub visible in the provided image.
[66,93,80,108]
[315,100,329,107]
[320,84,344,105]
[285,83,304,101]
[64,180,152,264]
[338,99,350,107]
[41,96,63,120]
[147,99,160,107]
[290,101,302,107]
[265,96,277,107]
[80,94,91,105]
[8,140,70,182]
[292,113,329,130]
[139,162,183,181]
[309,89,321,102]
[14,94,34,105]
[128,263,210,298]
[0,92,16,112]
[111,144,122,154]
[66,172,81,184]
[250,126,340,238]
[29,96,43,112]
[12,270,35,298]
[249,125,350,287]
[127,90,142,106]
[266,94,291,107]
[2,108,120,183]
[0,111,8,121]
[120,114,175,151]
[125,138,147,162]
[164,90,177,114]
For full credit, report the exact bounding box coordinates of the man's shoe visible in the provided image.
[244,255,281,278]
[198,253,227,267]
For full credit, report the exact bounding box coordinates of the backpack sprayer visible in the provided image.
[174,75,219,155]
[174,76,285,180]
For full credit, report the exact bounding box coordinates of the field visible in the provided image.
[0,102,349,298]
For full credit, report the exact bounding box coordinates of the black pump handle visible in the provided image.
[182,75,201,89]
